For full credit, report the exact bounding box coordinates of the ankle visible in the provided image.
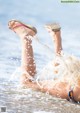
[53,30,61,37]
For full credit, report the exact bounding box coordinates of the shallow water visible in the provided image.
[0,0,80,113]
[1,78,80,113]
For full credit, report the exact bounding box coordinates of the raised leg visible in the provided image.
[8,20,37,83]
[45,23,62,56]
[21,36,36,76]
[53,31,62,55]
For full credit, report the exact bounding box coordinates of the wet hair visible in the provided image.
[54,54,80,87]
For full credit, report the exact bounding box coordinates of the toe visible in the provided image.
[8,20,16,29]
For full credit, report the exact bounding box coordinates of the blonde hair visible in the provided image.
[54,55,80,87]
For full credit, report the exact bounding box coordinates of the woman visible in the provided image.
[8,20,80,103]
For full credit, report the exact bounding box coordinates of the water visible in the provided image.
[0,0,80,112]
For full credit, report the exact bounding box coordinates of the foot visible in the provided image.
[8,20,37,37]
[45,23,61,32]
[45,23,61,37]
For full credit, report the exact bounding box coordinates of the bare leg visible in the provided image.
[52,31,62,55]
[21,36,36,76]
[45,23,62,56]
[8,20,37,83]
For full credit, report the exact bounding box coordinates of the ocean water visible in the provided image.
[0,0,80,113]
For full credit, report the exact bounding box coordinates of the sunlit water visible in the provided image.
[0,0,80,113]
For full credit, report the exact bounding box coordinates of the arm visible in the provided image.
[23,79,70,100]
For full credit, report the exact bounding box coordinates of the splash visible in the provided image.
[9,36,80,89]
[9,67,22,81]
[33,36,54,59]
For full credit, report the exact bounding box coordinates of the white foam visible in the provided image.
[35,53,80,87]
[33,111,54,113]
[9,35,80,88]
